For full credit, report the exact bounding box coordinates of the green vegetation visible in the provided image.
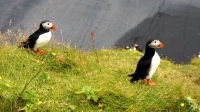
[0,32,199,112]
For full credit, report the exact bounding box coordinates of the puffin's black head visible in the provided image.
[39,20,56,31]
[146,38,164,49]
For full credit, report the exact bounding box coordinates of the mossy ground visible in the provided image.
[0,32,199,112]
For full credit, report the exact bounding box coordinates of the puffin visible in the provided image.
[124,46,131,50]
[128,39,164,86]
[21,20,56,54]
[133,44,143,53]
[198,52,200,58]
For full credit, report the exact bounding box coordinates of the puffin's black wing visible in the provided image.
[128,56,151,82]
[21,30,42,49]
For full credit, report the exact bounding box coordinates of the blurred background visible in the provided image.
[0,0,200,64]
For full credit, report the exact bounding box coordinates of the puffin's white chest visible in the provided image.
[34,31,52,50]
[146,51,160,79]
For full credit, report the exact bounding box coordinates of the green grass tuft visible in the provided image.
[0,32,199,111]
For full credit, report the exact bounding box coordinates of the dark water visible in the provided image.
[115,4,200,64]
[0,0,200,64]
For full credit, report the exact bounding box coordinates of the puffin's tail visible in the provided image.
[128,73,140,82]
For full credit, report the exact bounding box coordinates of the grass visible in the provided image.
[0,31,199,112]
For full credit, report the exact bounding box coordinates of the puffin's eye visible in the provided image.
[154,41,157,43]
[47,23,49,25]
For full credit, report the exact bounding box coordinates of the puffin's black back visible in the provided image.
[22,20,50,49]
[128,39,156,81]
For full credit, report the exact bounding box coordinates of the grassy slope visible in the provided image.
[0,44,199,112]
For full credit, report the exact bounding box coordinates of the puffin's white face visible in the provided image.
[148,40,164,48]
[42,22,56,31]
[134,44,138,47]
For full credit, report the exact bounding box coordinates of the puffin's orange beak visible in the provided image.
[51,24,56,31]
[159,42,164,48]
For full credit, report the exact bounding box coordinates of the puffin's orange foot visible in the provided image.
[36,49,45,55]
[147,80,156,86]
